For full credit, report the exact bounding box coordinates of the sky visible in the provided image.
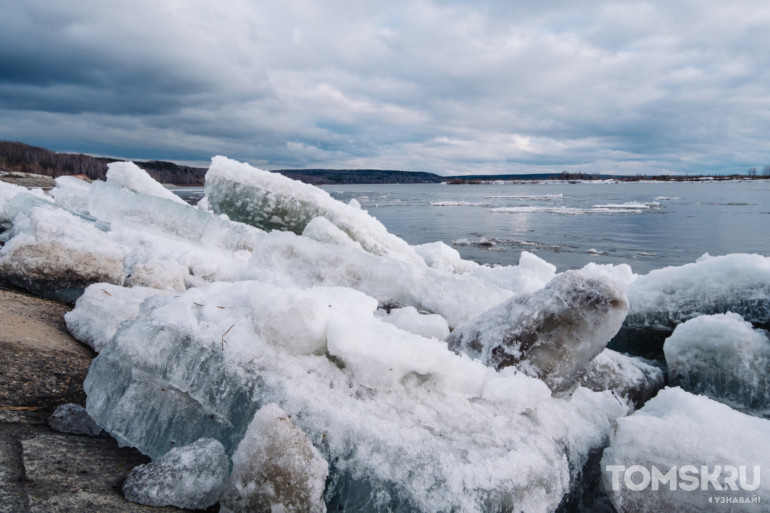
[2,1,770,176]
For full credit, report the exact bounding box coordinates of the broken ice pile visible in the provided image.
[611,253,770,358]
[2,157,769,511]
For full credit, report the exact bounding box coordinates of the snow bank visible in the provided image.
[601,387,770,512]
[447,271,629,392]
[664,312,770,412]
[205,156,425,266]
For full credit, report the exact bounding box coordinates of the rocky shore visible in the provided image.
[0,285,204,512]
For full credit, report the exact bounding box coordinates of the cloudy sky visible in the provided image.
[2,1,770,175]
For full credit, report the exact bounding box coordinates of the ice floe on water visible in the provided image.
[429,200,489,207]
[1,157,769,512]
[492,200,662,215]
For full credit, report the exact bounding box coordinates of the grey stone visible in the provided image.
[48,404,102,436]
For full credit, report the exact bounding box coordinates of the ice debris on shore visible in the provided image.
[664,312,770,412]
[601,387,770,512]
[2,157,769,511]
[0,198,125,302]
[205,155,425,266]
[579,349,664,409]
[220,403,328,513]
[122,437,228,510]
[446,270,629,392]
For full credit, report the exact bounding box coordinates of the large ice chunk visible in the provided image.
[84,279,628,512]
[106,161,186,204]
[89,181,261,252]
[601,387,770,512]
[220,404,328,513]
[49,175,92,215]
[122,437,228,509]
[246,230,513,328]
[579,349,664,409]
[1,180,51,226]
[65,283,170,353]
[302,216,364,250]
[447,271,629,392]
[204,156,425,266]
[663,312,770,412]
[613,253,770,358]
[0,203,125,302]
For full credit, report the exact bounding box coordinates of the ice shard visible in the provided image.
[446,271,629,392]
[204,156,426,266]
[65,282,170,353]
[106,161,187,205]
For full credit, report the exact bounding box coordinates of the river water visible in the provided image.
[173,179,770,274]
[320,180,770,274]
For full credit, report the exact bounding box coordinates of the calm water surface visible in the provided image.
[174,180,770,274]
[319,180,770,274]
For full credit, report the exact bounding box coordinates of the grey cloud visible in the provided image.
[1,0,769,174]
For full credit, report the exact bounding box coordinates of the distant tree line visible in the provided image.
[747,166,770,177]
[276,168,443,184]
[0,141,207,185]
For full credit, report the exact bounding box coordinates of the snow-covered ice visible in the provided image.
[625,253,770,331]
[664,312,770,412]
[4,157,770,512]
[220,404,328,513]
[82,278,628,512]
[601,387,770,512]
[0,200,125,301]
[447,270,629,392]
[579,349,664,409]
[205,156,425,266]
[65,282,170,353]
[106,161,187,205]
[122,437,228,509]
